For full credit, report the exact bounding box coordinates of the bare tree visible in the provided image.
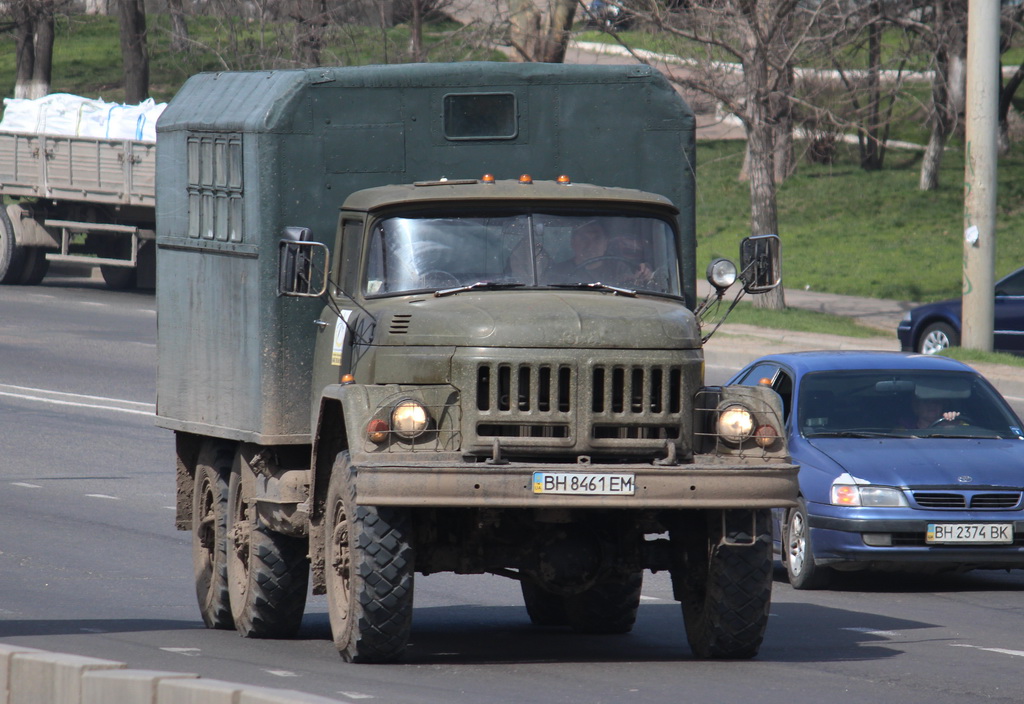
[918,0,967,191]
[9,0,69,99]
[631,0,838,309]
[118,0,150,103]
[508,0,577,63]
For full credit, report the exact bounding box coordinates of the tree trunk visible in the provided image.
[31,14,55,99]
[13,13,36,100]
[409,0,424,61]
[746,119,786,310]
[508,0,577,63]
[118,0,150,104]
[168,0,191,54]
[998,61,1024,155]
[919,52,949,190]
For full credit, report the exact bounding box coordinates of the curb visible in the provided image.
[0,643,344,704]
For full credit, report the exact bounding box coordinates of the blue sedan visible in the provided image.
[728,351,1024,589]
[897,265,1024,354]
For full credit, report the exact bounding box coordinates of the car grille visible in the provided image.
[911,491,1023,510]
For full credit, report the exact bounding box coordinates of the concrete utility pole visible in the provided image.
[962,0,999,351]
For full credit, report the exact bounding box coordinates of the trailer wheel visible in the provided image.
[520,579,568,626]
[0,207,27,285]
[191,441,235,630]
[100,265,137,290]
[325,451,414,663]
[674,510,773,659]
[564,570,643,634]
[226,463,309,638]
[19,247,49,285]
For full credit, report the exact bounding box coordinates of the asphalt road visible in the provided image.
[3,276,1024,704]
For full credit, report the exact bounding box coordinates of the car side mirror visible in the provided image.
[739,234,781,294]
[278,226,329,297]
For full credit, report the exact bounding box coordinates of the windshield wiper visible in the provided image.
[434,281,525,298]
[807,430,899,438]
[550,282,637,297]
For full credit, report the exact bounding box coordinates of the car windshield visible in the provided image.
[798,370,1024,439]
[363,212,681,296]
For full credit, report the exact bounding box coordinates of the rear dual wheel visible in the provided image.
[226,464,309,638]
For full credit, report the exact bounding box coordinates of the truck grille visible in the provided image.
[911,491,1023,510]
[462,354,697,455]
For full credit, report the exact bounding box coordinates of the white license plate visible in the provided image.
[532,472,635,496]
[926,523,1014,544]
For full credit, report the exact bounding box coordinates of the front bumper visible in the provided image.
[896,321,914,351]
[353,458,799,509]
[809,512,1024,568]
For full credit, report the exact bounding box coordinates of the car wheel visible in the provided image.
[918,322,959,355]
[785,499,832,590]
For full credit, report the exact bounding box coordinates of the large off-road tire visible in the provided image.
[226,464,309,638]
[564,571,643,634]
[0,207,26,285]
[100,264,137,290]
[520,579,568,627]
[325,451,415,663]
[785,499,833,590]
[675,510,773,659]
[191,441,235,630]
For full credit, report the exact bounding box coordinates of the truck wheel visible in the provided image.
[675,509,773,659]
[100,265,137,290]
[520,579,568,626]
[18,247,49,285]
[564,570,643,634]
[785,499,832,590]
[226,464,309,638]
[325,451,414,663]
[191,441,235,630]
[0,207,27,285]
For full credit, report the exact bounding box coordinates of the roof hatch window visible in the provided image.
[444,93,517,140]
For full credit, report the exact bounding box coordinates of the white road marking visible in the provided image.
[85,494,120,500]
[639,595,660,601]
[264,670,298,677]
[841,627,901,638]
[0,383,154,417]
[161,647,202,656]
[951,644,1024,658]
[11,482,41,489]
[337,692,375,700]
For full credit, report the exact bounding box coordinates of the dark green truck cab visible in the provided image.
[155,62,796,663]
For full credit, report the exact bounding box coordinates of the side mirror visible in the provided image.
[278,226,329,297]
[739,234,781,294]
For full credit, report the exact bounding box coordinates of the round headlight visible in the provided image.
[717,404,754,444]
[391,400,430,439]
[706,258,738,290]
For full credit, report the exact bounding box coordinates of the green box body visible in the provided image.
[155,62,696,443]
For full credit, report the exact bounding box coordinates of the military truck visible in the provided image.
[155,62,798,663]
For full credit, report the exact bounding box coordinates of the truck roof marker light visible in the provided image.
[518,174,533,184]
[341,374,355,385]
[367,419,389,444]
[557,175,572,185]
[481,174,495,184]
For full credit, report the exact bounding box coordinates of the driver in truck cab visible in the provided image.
[547,219,654,285]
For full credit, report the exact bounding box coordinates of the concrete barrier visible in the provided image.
[0,643,347,704]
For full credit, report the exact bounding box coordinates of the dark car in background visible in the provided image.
[897,265,1024,354]
[729,351,1024,589]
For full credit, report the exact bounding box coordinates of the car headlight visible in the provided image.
[717,404,754,444]
[391,399,431,439]
[831,484,908,507]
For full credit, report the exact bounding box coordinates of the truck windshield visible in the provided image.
[364,212,681,296]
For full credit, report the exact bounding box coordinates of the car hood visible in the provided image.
[804,437,1024,487]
